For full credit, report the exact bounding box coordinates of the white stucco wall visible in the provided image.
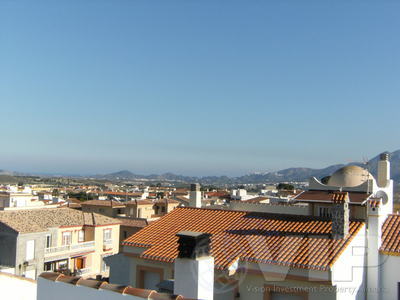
[229,202,311,215]
[380,254,400,300]
[0,272,37,300]
[238,272,336,300]
[331,226,367,300]
[174,257,214,300]
[37,277,145,300]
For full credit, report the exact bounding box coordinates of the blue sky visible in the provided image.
[0,0,399,176]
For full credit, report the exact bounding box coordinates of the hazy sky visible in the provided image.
[1,1,399,176]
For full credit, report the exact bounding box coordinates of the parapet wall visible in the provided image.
[0,272,37,300]
[229,201,311,215]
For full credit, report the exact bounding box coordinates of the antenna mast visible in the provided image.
[363,156,371,194]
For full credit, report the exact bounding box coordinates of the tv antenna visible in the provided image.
[362,156,372,194]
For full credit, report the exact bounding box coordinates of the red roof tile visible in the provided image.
[118,218,148,228]
[81,200,125,207]
[38,272,186,299]
[380,214,400,255]
[125,199,154,206]
[99,191,144,197]
[331,192,349,203]
[294,190,370,204]
[122,207,364,271]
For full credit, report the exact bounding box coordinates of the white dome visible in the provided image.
[327,165,372,188]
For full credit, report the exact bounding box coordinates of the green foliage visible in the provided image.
[67,192,95,201]
[276,183,294,190]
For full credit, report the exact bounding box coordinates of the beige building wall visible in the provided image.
[50,224,120,277]
[126,204,154,219]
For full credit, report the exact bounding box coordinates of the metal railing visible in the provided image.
[76,268,91,275]
[45,241,95,256]
[71,241,95,250]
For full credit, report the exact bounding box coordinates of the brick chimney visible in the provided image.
[174,231,214,300]
[331,192,350,239]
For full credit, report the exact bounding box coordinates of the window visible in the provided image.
[78,230,85,242]
[44,262,53,271]
[58,260,68,270]
[101,254,112,272]
[123,231,128,239]
[319,207,332,218]
[103,229,112,241]
[62,232,72,246]
[45,234,52,248]
[138,208,142,218]
[26,240,35,261]
[161,206,166,213]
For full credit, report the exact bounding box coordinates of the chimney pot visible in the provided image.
[176,231,211,259]
[191,183,201,192]
[380,153,389,161]
[174,231,214,300]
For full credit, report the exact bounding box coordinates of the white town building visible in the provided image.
[106,153,400,300]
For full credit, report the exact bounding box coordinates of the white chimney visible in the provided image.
[189,183,202,208]
[377,153,390,188]
[174,231,214,300]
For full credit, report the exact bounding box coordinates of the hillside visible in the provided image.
[99,150,400,185]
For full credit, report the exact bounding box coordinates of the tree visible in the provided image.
[156,192,165,199]
[277,183,294,190]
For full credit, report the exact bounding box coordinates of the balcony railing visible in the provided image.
[71,241,95,251]
[75,268,91,275]
[45,241,95,256]
[44,245,70,255]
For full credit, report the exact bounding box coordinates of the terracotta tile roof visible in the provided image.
[39,272,188,299]
[171,189,189,196]
[368,198,381,208]
[64,202,82,209]
[122,207,364,271]
[98,191,145,197]
[331,192,349,203]
[205,191,230,198]
[294,190,370,205]
[118,217,148,228]
[81,200,125,207]
[0,208,120,233]
[175,196,190,204]
[380,214,400,256]
[154,198,180,204]
[125,199,154,206]
[67,198,82,203]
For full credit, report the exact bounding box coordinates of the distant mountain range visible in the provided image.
[2,150,399,185]
[98,150,400,185]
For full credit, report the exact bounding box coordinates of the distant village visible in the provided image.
[0,153,400,300]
